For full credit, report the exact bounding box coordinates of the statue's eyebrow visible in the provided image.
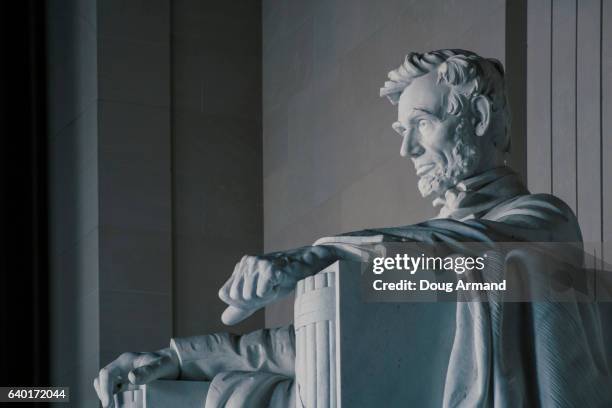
[411,106,445,121]
[412,107,436,115]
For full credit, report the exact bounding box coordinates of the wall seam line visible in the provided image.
[169,0,177,338]
[550,0,554,194]
[600,0,605,258]
[575,0,578,216]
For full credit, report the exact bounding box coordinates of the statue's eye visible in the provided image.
[392,121,406,136]
[418,119,431,133]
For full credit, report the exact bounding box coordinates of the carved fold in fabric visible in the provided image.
[445,264,612,407]
[312,235,386,262]
[170,327,296,408]
[204,371,294,408]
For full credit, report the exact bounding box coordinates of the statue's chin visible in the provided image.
[417,175,447,198]
[418,173,460,198]
[417,158,478,198]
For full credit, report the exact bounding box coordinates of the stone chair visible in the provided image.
[116,261,456,407]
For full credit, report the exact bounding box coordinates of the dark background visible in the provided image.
[0,0,49,393]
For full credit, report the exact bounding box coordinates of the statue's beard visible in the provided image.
[417,120,480,198]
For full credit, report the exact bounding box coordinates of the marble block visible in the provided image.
[294,261,457,408]
[114,380,210,408]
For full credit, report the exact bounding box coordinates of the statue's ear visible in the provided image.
[471,95,491,137]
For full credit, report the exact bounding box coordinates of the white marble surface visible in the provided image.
[295,261,456,408]
[294,268,337,408]
[115,380,209,408]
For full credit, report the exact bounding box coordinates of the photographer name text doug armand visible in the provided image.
[372,279,507,293]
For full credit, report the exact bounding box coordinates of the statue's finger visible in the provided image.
[218,275,234,304]
[230,261,241,278]
[128,355,175,385]
[256,263,278,298]
[98,366,118,408]
[242,271,256,301]
[93,377,102,402]
[229,272,244,302]
[221,305,256,325]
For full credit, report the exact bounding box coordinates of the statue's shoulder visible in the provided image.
[501,192,576,216]
[486,192,582,241]
[484,192,574,218]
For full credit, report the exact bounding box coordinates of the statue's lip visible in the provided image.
[416,162,435,176]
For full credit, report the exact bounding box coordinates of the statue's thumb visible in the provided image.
[222,305,256,325]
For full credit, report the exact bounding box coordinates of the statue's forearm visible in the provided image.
[268,245,340,283]
[299,245,342,273]
[170,325,296,380]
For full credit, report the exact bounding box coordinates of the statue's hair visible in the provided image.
[380,49,511,152]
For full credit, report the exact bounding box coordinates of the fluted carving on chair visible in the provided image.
[294,271,337,408]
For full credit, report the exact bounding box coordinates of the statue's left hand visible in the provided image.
[219,246,336,325]
[93,348,179,408]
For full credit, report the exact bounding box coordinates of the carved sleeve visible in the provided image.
[170,325,295,381]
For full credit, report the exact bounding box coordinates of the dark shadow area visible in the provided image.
[505,0,528,183]
[0,0,50,399]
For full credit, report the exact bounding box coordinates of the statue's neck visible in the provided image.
[433,165,524,219]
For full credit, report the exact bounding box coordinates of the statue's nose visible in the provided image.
[400,132,424,158]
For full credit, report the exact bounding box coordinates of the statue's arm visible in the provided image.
[170,325,295,380]
[219,195,579,326]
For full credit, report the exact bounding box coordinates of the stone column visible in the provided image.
[48,1,173,406]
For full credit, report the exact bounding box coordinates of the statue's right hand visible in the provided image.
[219,246,337,325]
[218,254,289,326]
[93,348,179,408]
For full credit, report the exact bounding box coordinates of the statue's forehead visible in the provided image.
[398,72,448,119]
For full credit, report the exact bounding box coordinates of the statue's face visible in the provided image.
[394,71,480,197]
